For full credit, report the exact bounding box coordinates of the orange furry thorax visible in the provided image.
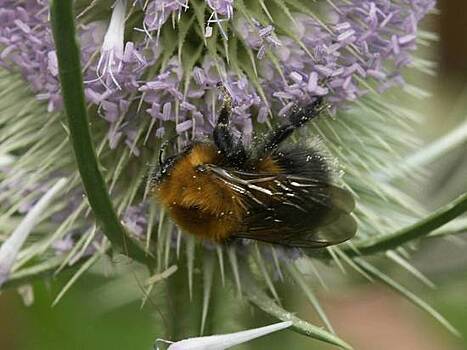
[152,143,282,241]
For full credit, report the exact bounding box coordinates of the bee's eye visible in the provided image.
[162,156,179,175]
[195,165,207,173]
[160,155,175,168]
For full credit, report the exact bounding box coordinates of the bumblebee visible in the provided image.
[151,85,356,248]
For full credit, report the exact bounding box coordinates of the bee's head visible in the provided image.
[151,139,194,184]
[153,155,177,183]
[150,138,179,184]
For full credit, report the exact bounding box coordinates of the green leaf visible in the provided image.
[50,0,152,266]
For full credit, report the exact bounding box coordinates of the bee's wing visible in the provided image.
[206,165,357,248]
[235,182,357,248]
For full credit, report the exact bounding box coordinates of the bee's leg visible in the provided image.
[213,83,247,166]
[259,97,325,154]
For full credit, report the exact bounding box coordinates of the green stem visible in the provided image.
[50,1,152,266]
[347,193,467,256]
[245,281,353,350]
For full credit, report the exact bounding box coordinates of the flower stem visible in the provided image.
[347,193,467,255]
[50,0,152,266]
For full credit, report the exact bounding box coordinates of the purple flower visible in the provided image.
[142,0,189,37]
[123,203,149,238]
[206,0,234,18]
[236,0,435,108]
[0,2,107,112]
[140,56,265,141]
[236,18,282,59]
[0,0,435,149]
[0,1,61,111]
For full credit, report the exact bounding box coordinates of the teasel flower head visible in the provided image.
[2,0,465,348]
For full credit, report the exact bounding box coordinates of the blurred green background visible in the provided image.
[1,261,466,350]
[1,1,466,349]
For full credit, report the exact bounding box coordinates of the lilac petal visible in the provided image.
[176,120,193,133]
[257,106,269,123]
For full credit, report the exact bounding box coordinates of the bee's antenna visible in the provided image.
[258,96,329,155]
[159,140,169,167]
[216,81,233,123]
[289,96,327,127]
[158,135,179,167]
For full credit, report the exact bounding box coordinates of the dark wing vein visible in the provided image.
[205,164,357,248]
